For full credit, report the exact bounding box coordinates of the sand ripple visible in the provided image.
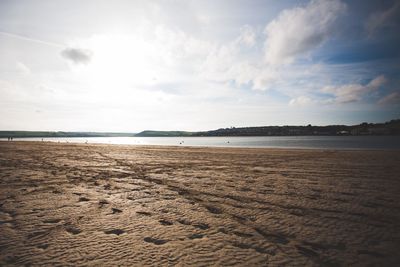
[0,142,399,266]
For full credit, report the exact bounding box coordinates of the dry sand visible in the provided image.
[0,141,399,266]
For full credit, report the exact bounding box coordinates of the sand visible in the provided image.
[0,141,399,266]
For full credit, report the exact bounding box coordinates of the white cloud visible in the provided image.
[15,62,31,75]
[368,75,388,88]
[322,75,387,103]
[153,25,212,70]
[199,26,281,91]
[365,2,400,37]
[225,62,257,86]
[252,68,280,91]
[237,25,256,47]
[264,0,346,65]
[289,96,314,107]
[378,92,400,105]
[200,40,241,82]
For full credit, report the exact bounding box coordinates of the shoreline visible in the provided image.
[1,138,399,151]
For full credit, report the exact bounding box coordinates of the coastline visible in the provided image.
[2,135,400,151]
[1,142,400,266]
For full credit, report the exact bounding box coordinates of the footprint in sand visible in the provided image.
[205,205,222,214]
[136,211,152,216]
[177,219,191,225]
[188,233,204,239]
[159,219,173,226]
[193,223,209,230]
[78,197,90,202]
[104,229,125,236]
[65,225,81,235]
[143,237,168,245]
[99,199,109,207]
[111,208,122,214]
[233,231,253,238]
[37,244,49,249]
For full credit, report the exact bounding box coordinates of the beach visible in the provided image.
[0,141,399,266]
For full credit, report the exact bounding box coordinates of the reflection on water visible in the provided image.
[2,136,400,150]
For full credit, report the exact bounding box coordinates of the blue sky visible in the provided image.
[0,0,399,131]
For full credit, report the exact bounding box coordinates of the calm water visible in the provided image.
[2,136,400,150]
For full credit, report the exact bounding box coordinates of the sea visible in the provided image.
[2,136,400,150]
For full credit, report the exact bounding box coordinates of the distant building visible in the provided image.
[337,130,349,135]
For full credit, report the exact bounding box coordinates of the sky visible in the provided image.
[0,0,399,132]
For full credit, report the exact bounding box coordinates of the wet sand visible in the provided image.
[0,141,399,266]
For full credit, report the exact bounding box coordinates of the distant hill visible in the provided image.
[2,119,399,138]
[0,131,136,138]
[136,119,400,137]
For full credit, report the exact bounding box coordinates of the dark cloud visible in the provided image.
[61,48,93,64]
[365,2,400,37]
[378,92,400,105]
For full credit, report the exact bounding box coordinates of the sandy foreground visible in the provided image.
[0,142,399,266]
